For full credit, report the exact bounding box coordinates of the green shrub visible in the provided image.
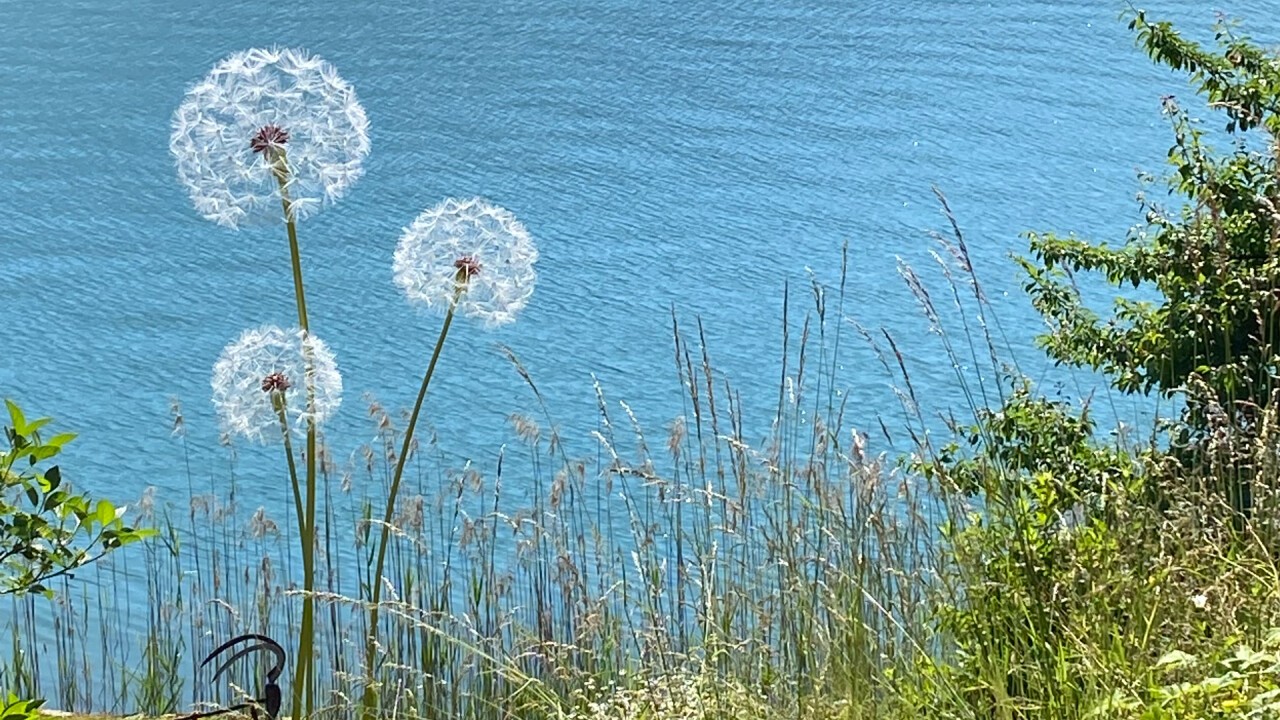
[0,398,152,595]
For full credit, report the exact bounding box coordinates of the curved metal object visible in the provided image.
[179,633,287,720]
[202,633,286,684]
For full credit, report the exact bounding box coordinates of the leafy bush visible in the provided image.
[912,12,1280,719]
[0,399,152,596]
[1017,12,1280,517]
[1021,12,1280,414]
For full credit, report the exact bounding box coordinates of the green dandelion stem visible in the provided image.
[274,155,318,720]
[273,395,306,549]
[361,276,466,720]
[299,413,319,715]
[274,156,311,334]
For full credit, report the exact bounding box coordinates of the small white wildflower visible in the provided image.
[171,47,370,229]
[392,197,538,327]
[211,325,342,444]
[1192,592,1208,609]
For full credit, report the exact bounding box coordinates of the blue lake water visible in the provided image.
[2,0,1279,695]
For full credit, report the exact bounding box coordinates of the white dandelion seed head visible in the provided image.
[211,325,343,444]
[392,197,539,327]
[171,47,370,229]
[1191,592,1208,610]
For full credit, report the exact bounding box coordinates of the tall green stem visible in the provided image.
[273,398,306,552]
[273,158,318,720]
[283,203,310,334]
[298,412,318,720]
[360,280,464,720]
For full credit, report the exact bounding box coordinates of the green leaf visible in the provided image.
[130,527,159,541]
[1263,628,1280,648]
[41,490,66,514]
[27,446,57,463]
[94,500,116,527]
[1157,649,1198,668]
[4,400,27,436]
[44,433,75,449]
[42,465,60,491]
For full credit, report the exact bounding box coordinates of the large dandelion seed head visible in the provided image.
[392,197,539,327]
[171,47,370,229]
[211,325,343,444]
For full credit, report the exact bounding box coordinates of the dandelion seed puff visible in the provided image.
[171,47,370,229]
[392,197,538,327]
[211,325,343,444]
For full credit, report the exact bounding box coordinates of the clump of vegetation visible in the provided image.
[911,9,1280,719]
[0,400,151,720]
[8,8,1280,720]
[0,400,151,597]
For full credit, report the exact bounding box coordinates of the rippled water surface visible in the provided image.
[2,0,1278,611]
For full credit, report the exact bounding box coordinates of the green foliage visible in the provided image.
[1098,631,1280,719]
[1018,11,1280,425]
[0,399,153,596]
[922,380,1162,717]
[0,694,42,720]
[914,14,1280,720]
[938,380,1145,505]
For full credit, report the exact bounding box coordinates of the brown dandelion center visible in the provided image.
[261,372,291,394]
[250,125,290,155]
[454,255,482,279]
